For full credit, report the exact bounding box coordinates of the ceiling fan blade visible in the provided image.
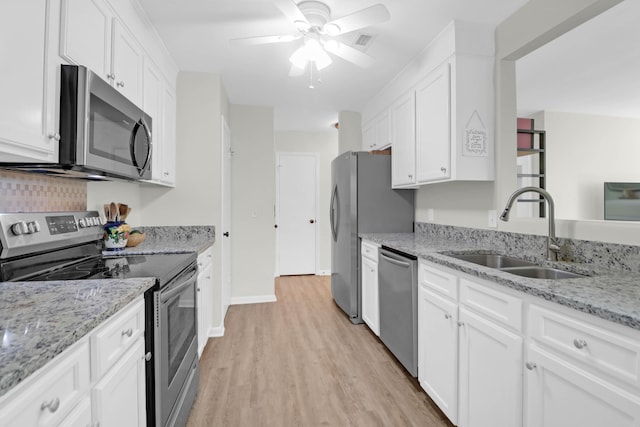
[289,64,306,77]
[230,34,300,46]
[323,41,375,68]
[276,0,310,29]
[324,4,390,35]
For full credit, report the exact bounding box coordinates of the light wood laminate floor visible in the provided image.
[187,275,453,426]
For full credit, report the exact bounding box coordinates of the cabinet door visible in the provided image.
[111,20,143,105]
[161,85,177,185]
[418,287,458,424]
[58,397,92,427]
[458,306,523,427]
[143,60,164,182]
[92,338,146,427]
[416,62,451,183]
[60,0,112,81]
[525,344,640,427]
[390,91,416,187]
[362,121,375,150]
[197,261,215,357]
[0,1,59,162]
[361,256,379,336]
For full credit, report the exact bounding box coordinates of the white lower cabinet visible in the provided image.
[458,306,523,427]
[418,286,458,423]
[197,246,215,356]
[525,344,640,427]
[0,297,146,427]
[361,240,380,336]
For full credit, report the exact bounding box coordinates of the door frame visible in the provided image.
[220,116,231,320]
[275,151,319,277]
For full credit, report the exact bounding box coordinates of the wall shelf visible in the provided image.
[517,125,546,217]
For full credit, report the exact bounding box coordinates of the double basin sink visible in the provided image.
[446,253,586,280]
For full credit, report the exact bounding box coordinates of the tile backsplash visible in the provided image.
[0,170,86,212]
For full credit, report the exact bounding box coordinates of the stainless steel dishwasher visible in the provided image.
[378,246,418,377]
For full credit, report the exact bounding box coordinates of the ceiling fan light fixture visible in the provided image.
[289,38,333,71]
[324,23,341,35]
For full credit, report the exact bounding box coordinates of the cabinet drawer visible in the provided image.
[419,261,458,300]
[198,245,214,270]
[91,297,145,379]
[361,240,379,262]
[0,341,90,427]
[459,278,522,331]
[529,304,640,388]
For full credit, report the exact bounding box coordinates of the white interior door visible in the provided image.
[276,153,318,276]
[221,117,231,317]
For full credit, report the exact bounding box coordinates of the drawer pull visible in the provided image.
[444,313,452,320]
[41,397,60,413]
[525,362,537,370]
[122,328,133,338]
[573,338,588,349]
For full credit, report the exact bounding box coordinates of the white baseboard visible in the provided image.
[208,325,225,338]
[230,294,277,305]
[316,270,330,276]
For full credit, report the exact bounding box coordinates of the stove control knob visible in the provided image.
[11,221,28,235]
[27,221,40,234]
[78,218,87,228]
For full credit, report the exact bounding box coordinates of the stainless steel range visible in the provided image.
[0,211,199,427]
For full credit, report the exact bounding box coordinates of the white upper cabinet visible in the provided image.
[415,62,451,184]
[362,111,391,151]
[363,21,495,189]
[60,0,113,81]
[111,20,144,105]
[0,1,60,162]
[143,60,163,182]
[161,85,176,185]
[390,91,416,187]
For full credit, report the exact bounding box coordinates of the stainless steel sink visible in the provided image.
[500,266,586,280]
[446,253,537,269]
[445,252,586,280]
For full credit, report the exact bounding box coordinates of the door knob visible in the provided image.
[223,232,229,237]
[309,219,315,224]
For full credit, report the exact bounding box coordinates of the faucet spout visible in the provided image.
[500,186,560,261]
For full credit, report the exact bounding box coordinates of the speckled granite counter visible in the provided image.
[108,225,215,256]
[0,277,155,398]
[361,231,640,331]
[0,225,215,399]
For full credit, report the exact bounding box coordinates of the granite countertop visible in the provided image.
[0,277,155,398]
[361,232,640,331]
[0,225,216,399]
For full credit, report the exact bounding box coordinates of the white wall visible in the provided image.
[229,105,276,302]
[274,131,338,274]
[542,111,640,220]
[337,111,362,154]
[87,181,142,225]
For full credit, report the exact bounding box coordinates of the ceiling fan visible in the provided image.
[230,1,390,77]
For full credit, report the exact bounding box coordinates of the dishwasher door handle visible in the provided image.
[380,252,411,268]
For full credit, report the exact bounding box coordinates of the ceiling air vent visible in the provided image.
[352,32,375,51]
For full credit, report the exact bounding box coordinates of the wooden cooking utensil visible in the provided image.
[119,203,128,221]
[109,202,118,222]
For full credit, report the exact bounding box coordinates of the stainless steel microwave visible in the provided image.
[1,65,152,180]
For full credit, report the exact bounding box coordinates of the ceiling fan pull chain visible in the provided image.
[309,63,315,89]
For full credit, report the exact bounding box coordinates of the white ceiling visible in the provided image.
[517,0,640,119]
[137,0,528,132]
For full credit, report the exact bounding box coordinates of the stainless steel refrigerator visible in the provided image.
[330,151,415,324]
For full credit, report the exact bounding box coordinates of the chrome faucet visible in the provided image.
[500,186,561,261]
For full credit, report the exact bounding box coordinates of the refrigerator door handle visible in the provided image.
[330,184,338,241]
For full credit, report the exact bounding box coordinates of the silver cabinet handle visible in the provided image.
[525,362,537,370]
[116,81,125,88]
[457,321,464,327]
[107,73,115,80]
[41,397,60,413]
[48,133,60,141]
[444,313,452,319]
[121,328,133,337]
[573,338,587,349]
[408,174,413,179]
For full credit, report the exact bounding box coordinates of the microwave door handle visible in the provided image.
[130,118,153,175]
[139,117,152,172]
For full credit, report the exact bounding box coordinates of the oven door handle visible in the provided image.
[161,268,198,303]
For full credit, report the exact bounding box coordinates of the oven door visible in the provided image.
[156,264,198,426]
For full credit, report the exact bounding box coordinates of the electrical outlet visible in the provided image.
[427,208,435,222]
[488,210,497,228]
